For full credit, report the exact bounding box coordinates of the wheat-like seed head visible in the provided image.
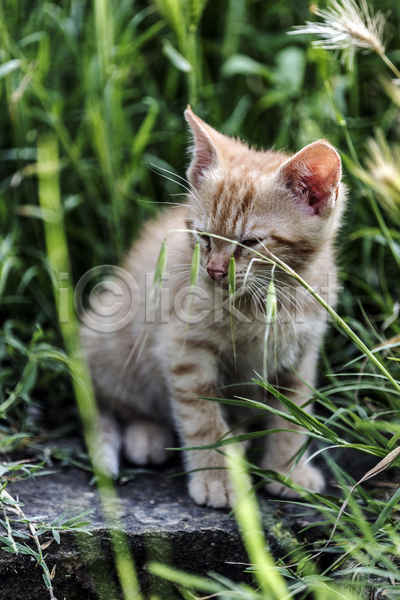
[366,133,400,195]
[381,76,400,107]
[289,0,387,69]
[355,130,400,225]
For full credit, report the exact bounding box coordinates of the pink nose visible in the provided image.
[207,267,228,281]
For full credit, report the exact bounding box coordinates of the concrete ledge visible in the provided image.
[4,458,314,599]
[3,444,391,599]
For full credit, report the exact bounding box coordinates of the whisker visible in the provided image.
[168,251,193,260]
[149,163,201,203]
[149,168,197,201]
[253,272,316,308]
[152,164,201,197]
[243,257,267,288]
[164,216,200,228]
[168,264,192,271]
[251,275,307,329]
[138,198,196,211]
[169,193,202,214]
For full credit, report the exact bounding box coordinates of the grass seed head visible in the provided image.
[190,241,200,287]
[290,0,387,68]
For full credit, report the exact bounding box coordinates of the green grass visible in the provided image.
[2,0,400,598]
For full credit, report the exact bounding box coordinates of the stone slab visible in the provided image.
[1,442,394,600]
[2,452,312,600]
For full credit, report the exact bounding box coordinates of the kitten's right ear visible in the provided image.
[185,106,218,188]
[278,141,342,217]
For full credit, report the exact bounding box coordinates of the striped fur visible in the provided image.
[81,108,346,507]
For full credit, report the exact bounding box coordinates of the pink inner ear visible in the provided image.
[301,172,331,215]
[281,142,341,216]
[185,107,218,188]
[190,140,215,186]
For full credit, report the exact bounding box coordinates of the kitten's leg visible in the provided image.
[92,412,122,477]
[261,370,324,497]
[170,348,237,508]
[123,420,174,466]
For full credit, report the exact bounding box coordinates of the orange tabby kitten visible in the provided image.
[81,107,345,507]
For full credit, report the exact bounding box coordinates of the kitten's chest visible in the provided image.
[218,316,302,383]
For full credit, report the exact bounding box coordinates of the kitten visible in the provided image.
[81,107,345,508]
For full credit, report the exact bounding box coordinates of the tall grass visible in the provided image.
[1,0,400,597]
[37,133,141,599]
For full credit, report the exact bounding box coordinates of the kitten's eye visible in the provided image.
[242,239,259,247]
[200,234,211,248]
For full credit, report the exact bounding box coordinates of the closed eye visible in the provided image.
[200,234,211,247]
[242,239,259,247]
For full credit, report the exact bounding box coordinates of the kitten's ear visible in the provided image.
[185,106,218,188]
[278,141,341,216]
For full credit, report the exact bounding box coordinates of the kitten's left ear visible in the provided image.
[278,141,341,216]
[185,106,219,188]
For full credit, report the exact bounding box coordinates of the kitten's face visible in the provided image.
[184,107,344,294]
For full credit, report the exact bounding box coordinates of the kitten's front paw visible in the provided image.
[189,474,236,508]
[264,463,324,498]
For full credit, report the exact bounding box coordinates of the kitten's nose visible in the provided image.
[207,267,228,281]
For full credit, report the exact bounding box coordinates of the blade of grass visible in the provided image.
[37,133,141,600]
[227,445,291,600]
[316,445,400,557]
[228,253,237,365]
[148,563,224,594]
[263,264,277,379]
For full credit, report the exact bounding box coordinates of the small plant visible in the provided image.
[0,462,92,600]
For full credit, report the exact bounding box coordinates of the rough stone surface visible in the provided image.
[2,452,315,600]
[1,443,395,600]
